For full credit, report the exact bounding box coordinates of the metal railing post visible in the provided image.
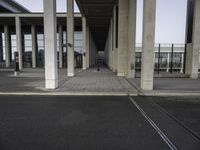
[170,44,174,74]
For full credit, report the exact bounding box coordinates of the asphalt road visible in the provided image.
[0,96,199,150]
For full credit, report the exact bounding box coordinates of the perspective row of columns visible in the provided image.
[2,23,37,69]
[44,0,90,89]
[1,23,64,70]
[108,0,200,90]
[1,0,90,89]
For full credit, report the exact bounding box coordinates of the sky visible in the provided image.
[15,0,187,44]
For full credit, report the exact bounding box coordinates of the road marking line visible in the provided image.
[129,97,178,150]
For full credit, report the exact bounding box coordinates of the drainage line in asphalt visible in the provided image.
[129,97,178,150]
[152,102,200,143]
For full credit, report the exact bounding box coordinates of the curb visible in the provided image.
[0,92,138,96]
[143,92,200,96]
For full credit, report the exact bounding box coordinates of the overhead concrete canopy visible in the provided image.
[0,13,82,25]
[76,0,117,50]
[0,0,30,13]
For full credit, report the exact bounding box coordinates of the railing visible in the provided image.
[136,43,187,74]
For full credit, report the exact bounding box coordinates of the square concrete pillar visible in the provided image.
[112,6,117,72]
[141,0,157,90]
[59,25,63,69]
[86,25,90,68]
[31,25,37,68]
[186,0,200,79]
[4,25,11,68]
[128,0,137,78]
[82,17,87,70]
[110,18,113,70]
[107,18,113,70]
[15,17,23,70]
[0,33,3,62]
[67,0,74,76]
[117,0,129,76]
[43,0,58,89]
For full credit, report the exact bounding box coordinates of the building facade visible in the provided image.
[0,0,199,91]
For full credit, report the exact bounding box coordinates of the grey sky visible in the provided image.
[15,0,187,44]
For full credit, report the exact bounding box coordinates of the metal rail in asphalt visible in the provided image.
[152,102,200,143]
[129,97,178,150]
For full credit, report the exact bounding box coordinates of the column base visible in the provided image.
[128,70,135,78]
[190,73,199,79]
[141,80,153,91]
[117,72,125,77]
[45,79,58,89]
[5,64,10,68]
[68,73,74,77]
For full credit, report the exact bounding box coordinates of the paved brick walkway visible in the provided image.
[0,68,138,94]
[58,68,137,94]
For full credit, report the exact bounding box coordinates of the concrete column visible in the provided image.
[59,25,63,68]
[128,0,137,78]
[15,17,23,70]
[31,25,37,68]
[86,25,90,68]
[180,53,184,73]
[166,53,170,72]
[82,17,87,70]
[117,0,129,76]
[0,33,3,62]
[141,0,157,90]
[43,0,58,89]
[67,0,74,76]
[4,25,10,68]
[108,18,113,70]
[188,0,200,79]
[112,6,117,72]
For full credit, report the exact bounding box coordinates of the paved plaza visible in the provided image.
[0,68,138,95]
[0,68,200,96]
[129,76,200,95]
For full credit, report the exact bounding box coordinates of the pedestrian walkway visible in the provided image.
[129,77,200,96]
[0,68,138,95]
[58,68,137,94]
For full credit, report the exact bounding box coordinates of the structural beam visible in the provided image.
[15,17,23,70]
[59,25,63,69]
[31,25,37,68]
[67,0,74,76]
[43,0,58,89]
[4,25,10,68]
[141,0,157,90]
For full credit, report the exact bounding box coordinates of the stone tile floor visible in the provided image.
[58,68,137,93]
[0,68,138,94]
